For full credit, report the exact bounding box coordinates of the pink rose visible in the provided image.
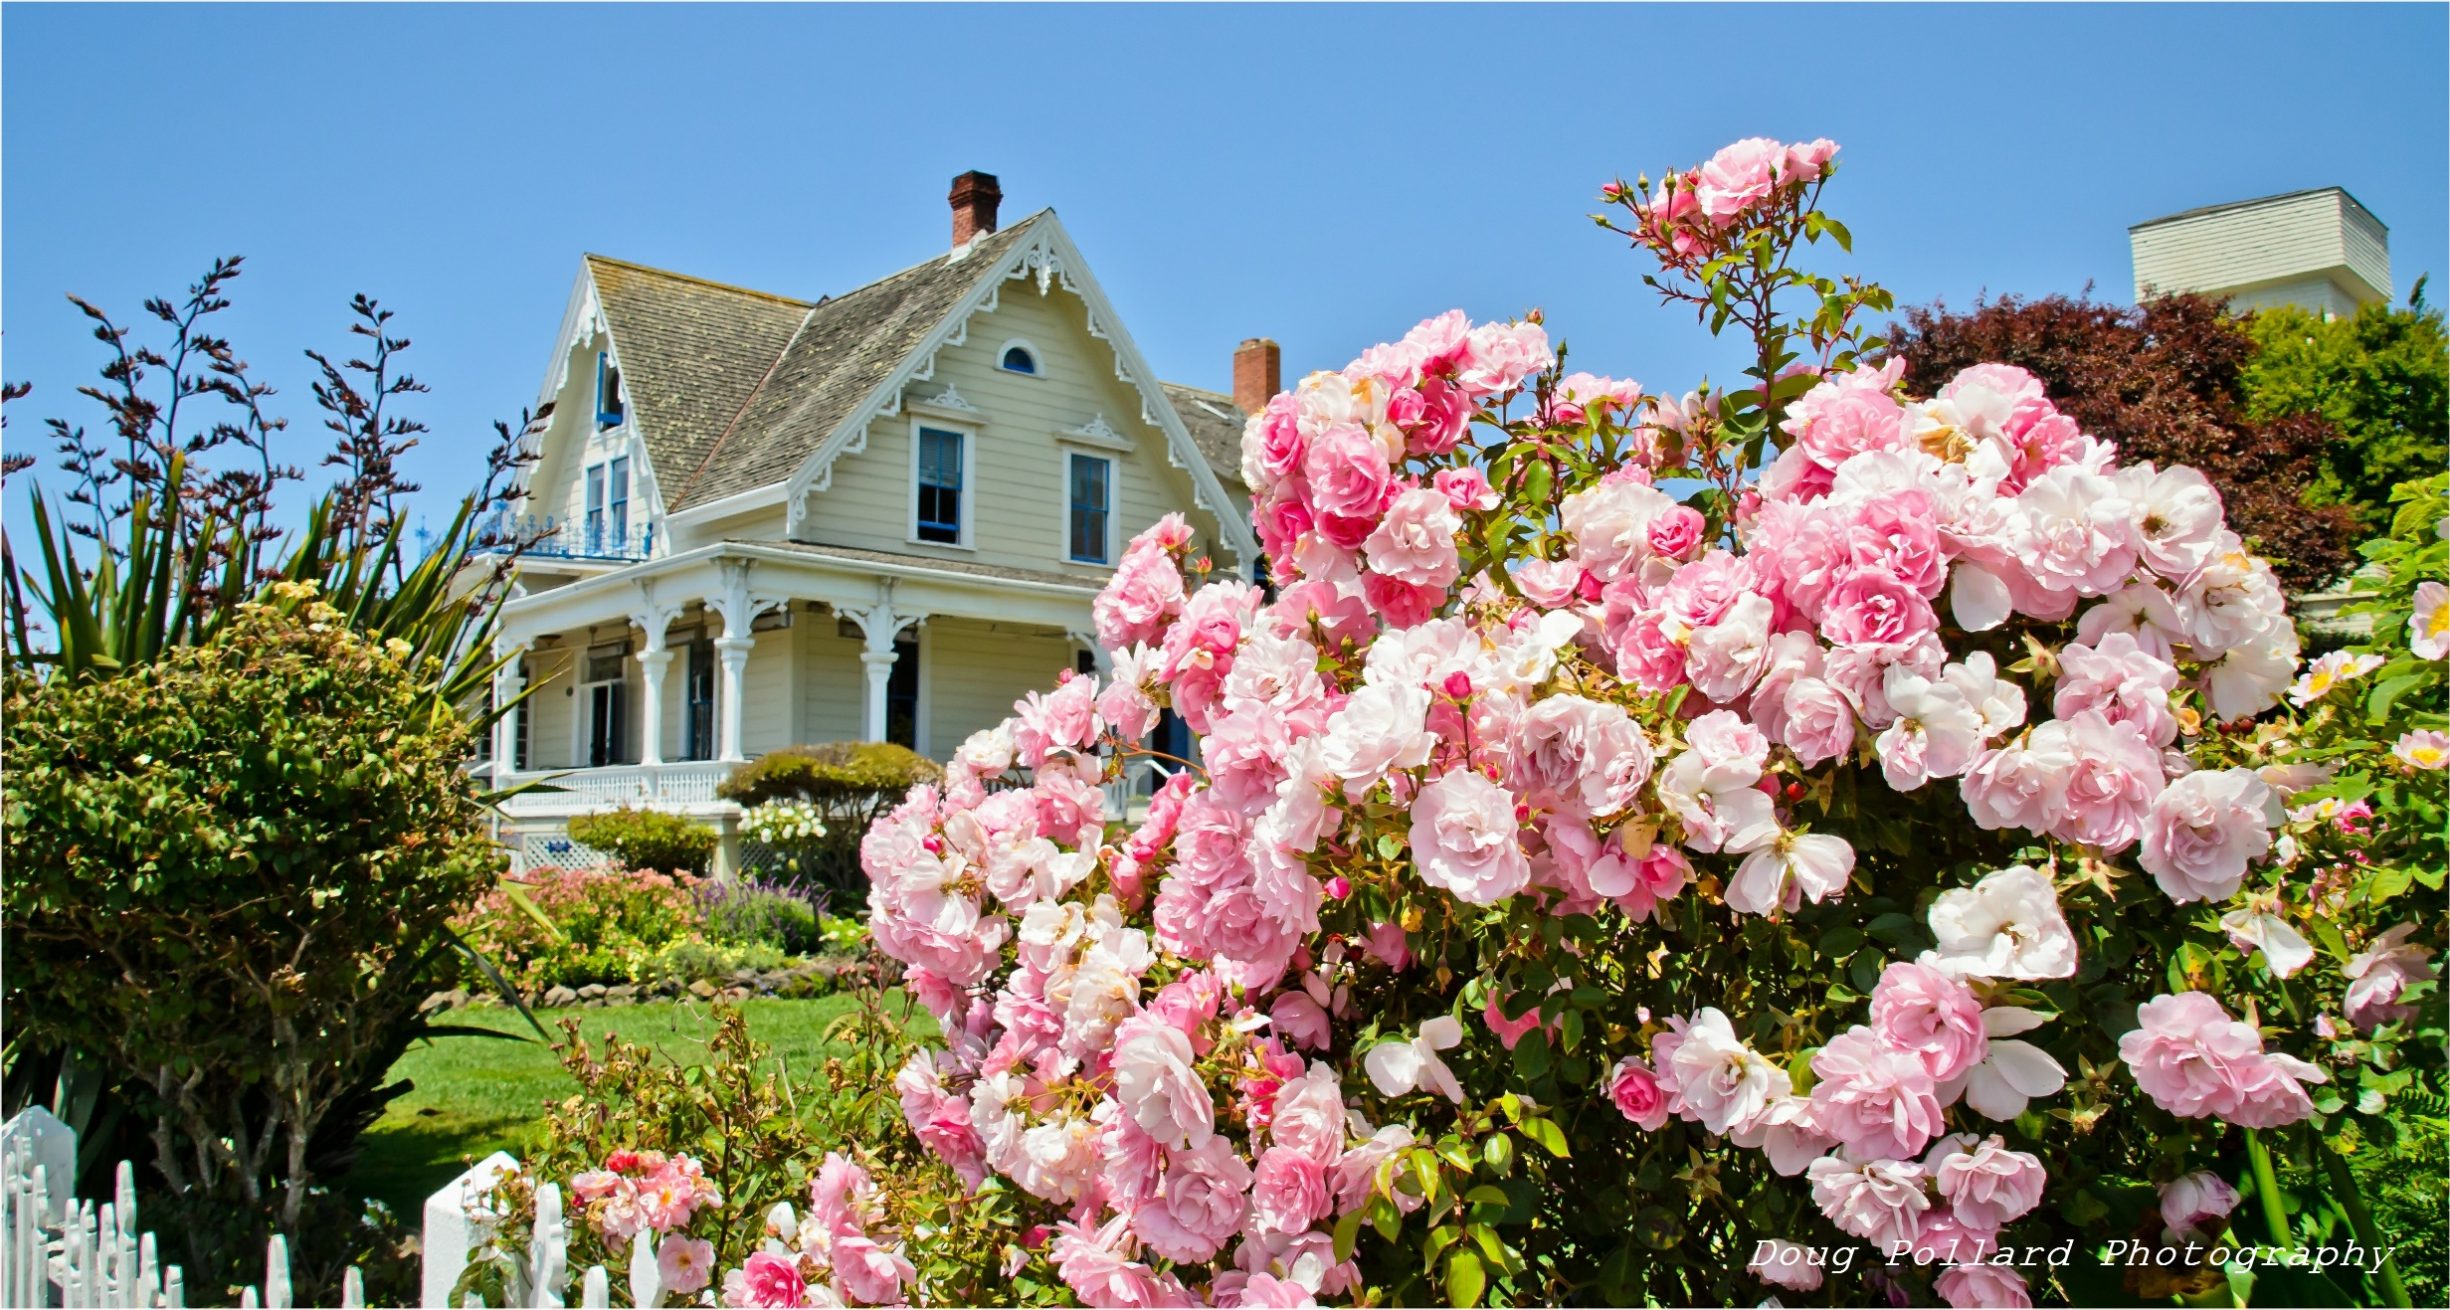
[1249,1146,1330,1235]
[657,1236,715,1296]
[1806,1155,1930,1251]
[2138,768,2277,904]
[1930,1134,2047,1229]
[1646,504,1707,560]
[1821,565,1938,648]
[1693,136,1787,224]
[1808,1026,1946,1161]
[1094,539,1188,650]
[833,1235,915,1306]
[1607,1056,1671,1130]
[2047,711,2165,852]
[721,1251,807,1309]
[1409,770,1532,905]
[1363,486,1463,589]
[1300,423,1394,541]
[2118,992,2327,1127]
[1432,466,1499,513]
[2054,632,2181,747]
[2345,924,2439,1031]
[2159,1170,2241,1243]
[1936,1264,2033,1310]
[1113,1014,1214,1148]
[1869,962,1988,1082]
[1132,1137,1253,1264]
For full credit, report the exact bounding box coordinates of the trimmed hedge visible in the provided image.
[567,806,717,875]
[715,741,942,808]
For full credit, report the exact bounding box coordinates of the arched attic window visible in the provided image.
[999,340,1040,376]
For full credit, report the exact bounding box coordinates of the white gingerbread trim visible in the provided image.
[777,215,1257,566]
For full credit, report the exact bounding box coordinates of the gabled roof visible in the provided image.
[1157,382,1250,495]
[583,255,812,501]
[674,218,1043,508]
[576,215,1259,567]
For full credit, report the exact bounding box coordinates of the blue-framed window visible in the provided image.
[1000,345,1037,374]
[916,426,964,544]
[596,353,624,429]
[1067,451,1111,563]
[584,464,606,552]
[607,456,630,550]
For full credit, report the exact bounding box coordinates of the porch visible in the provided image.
[480,541,1162,868]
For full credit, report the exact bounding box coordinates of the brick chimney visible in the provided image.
[949,170,1002,248]
[1233,338,1281,414]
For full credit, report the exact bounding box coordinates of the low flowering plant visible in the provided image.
[850,137,2444,1308]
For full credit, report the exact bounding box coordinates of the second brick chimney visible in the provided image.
[1233,338,1281,413]
[949,170,1002,249]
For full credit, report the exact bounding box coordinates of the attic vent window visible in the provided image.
[596,353,625,429]
[1000,345,1038,375]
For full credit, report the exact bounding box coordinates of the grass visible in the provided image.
[349,995,875,1219]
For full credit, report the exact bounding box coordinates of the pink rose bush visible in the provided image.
[835,141,2446,1307]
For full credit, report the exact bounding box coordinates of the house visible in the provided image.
[2130,186,2391,319]
[479,172,1270,869]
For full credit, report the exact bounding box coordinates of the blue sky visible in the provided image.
[6,3,2444,543]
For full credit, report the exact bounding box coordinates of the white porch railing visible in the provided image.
[496,762,739,815]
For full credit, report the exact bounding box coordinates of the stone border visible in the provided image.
[419,957,882,1014]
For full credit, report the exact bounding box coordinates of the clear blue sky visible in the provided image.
[6,3,2444,543]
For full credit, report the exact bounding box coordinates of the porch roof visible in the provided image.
[498,539,1102,643]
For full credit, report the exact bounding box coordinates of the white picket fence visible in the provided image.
[0,1111,639,1308]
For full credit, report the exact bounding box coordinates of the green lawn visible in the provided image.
[350,995,877,1218]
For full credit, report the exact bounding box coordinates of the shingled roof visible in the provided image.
[583,255,812,504]
[670,217,1043,508]
[1157,382,1250,497]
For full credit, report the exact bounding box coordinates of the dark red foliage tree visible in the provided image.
[1888,291,2358,590]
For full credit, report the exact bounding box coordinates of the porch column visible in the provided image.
[715,636,753,762]
[490,652,525,778]
[860,647,896,743]
[631,585,683,768]
[635,649,673,766]
[845,584,923,745]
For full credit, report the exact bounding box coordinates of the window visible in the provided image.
[583,643,629,768]
[596,353,624,428]
[607,456,630,550]
[885,632,920,750]
[1067,452,1112,563]
[915,426,965,544]
[684,636,715,760]
[584,463,606,553]
[514,658,531,770]
[1000,345,1037,374]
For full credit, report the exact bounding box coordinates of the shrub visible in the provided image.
[457,866,702,991]
[568,806,717,875]
[2,596,502,1286]
[843,136,2442,1309]
[698,878,825,955]
[460,998,1037,1306]
[722,745,940,899]
[2243,295,2450,537]
[719,741,944,809]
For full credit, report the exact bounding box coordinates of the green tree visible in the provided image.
[2243,287,2450,536]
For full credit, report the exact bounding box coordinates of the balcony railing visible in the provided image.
[475,512,654,562]
[495,760,739,814]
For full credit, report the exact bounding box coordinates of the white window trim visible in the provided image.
[1061,449,1118,567]
[995,337,1047,378]
[907,417,979,551]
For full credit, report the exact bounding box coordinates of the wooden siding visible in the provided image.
[922,617,1075,758]
[800,287,1223,576]
[796,617,867,745]
[2132,189,2389,308]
